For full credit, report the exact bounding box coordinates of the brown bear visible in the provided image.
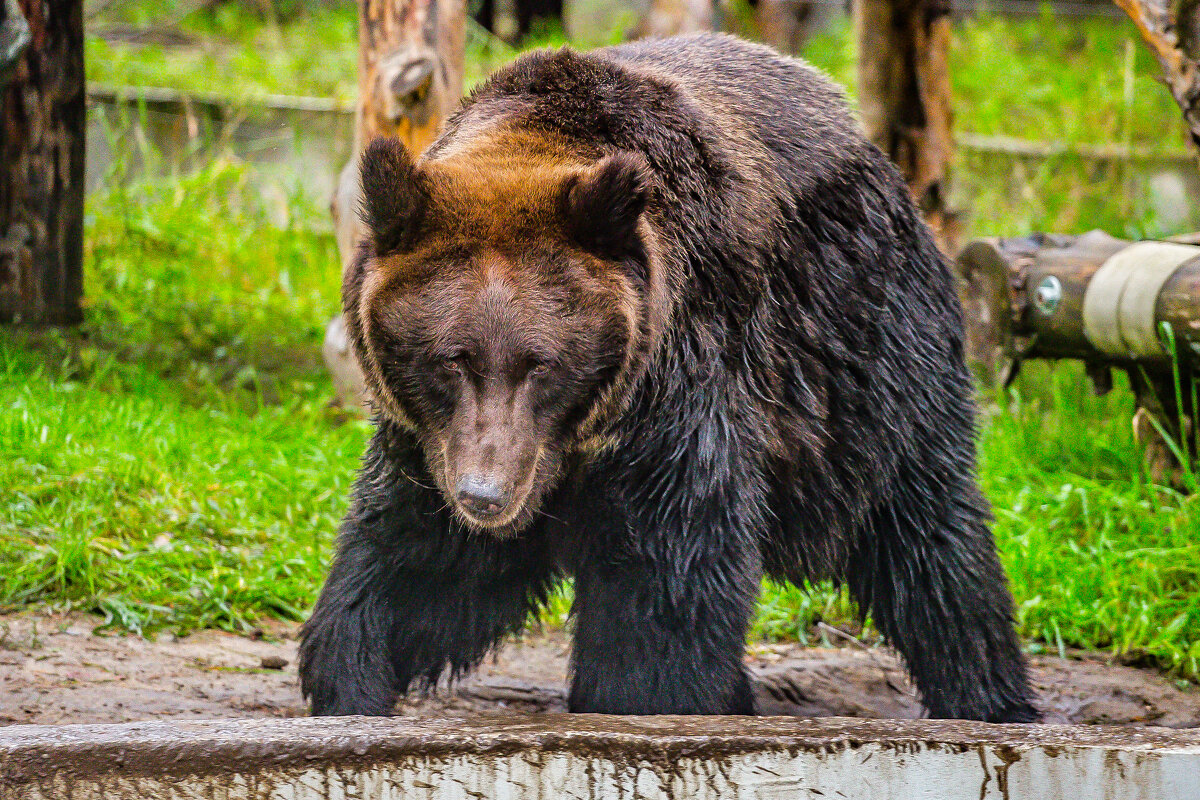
[298,32,1038,722]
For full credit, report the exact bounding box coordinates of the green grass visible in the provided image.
[84,2,576,101]
[981,367,1200,678]
[87,3,361,103]
[796,10,1186,148]
[795,12,1197,238]
[0,5,1194,681]
[87,4,1197,239]
[0,160,365,635]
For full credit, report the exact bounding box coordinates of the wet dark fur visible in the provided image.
[299,33,1038,721]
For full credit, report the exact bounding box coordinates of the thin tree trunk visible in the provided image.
[757,0,814,55]
[0,0,85,326]
[355,0,464,152]
[1115,0,1200,157]
[635,0,713,38]
[334,0,465,281]
[853,0,956,251]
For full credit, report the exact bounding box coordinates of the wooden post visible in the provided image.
[326,0,465,407]
[635,0,713,39]
[354,0,464,154]
[0,0,85,326]
[1115,0,1200,158]
[335,0,465,265]
[757,0,815,55]
[853,0,955,251]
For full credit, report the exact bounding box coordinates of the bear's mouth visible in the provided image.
[444,457,543,535]
[452,485,534,533]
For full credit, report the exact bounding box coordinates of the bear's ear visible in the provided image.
[359,137,430,255]
[562,152,651,262]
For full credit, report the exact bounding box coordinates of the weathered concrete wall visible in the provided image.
[1,715,1198,800]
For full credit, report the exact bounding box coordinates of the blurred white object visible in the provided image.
[323,314,368,411]
[1149,170,1190,232]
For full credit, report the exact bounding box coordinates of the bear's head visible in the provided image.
[345,135,663,535]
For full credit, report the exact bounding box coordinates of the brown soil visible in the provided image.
[1,612,1197,728]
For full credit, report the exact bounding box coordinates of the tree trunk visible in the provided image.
[1115,0,1200,157]
[0,0,85,326]
[326,0,465,407]
[635,0,713,38]
[757,0,815,55]
[354,0,464,152]
[853,0,955,251]
[336,0,465,271]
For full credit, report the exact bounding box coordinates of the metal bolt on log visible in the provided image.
[957,230,1200,483]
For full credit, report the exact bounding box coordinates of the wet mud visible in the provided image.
[0,612,1196,729]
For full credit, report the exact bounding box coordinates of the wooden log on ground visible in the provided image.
[853,0,956,251]
[957,231,1200,483]
[325,0,465,408]
[0,0,85,326]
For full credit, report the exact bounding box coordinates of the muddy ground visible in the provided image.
[1,612,1197,728]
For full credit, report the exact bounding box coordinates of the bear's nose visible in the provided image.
[456,475,510,518]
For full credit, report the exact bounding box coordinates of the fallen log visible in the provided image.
[957,230,1200,482]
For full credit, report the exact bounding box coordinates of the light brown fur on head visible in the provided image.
[344,129,664,534]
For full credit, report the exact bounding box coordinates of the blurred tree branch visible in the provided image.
[1115,0,1200,156]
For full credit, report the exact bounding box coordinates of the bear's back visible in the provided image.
[604,35,862,156]
[432,33,875,201]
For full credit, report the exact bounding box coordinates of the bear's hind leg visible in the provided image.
[847,471,1038,723]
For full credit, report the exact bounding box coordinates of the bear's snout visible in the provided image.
[455,474,511,518]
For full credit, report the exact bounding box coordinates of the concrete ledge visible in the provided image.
[2,715,1199,799]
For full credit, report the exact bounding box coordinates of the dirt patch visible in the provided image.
[1,612,1196,728]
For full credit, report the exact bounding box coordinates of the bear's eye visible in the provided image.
[528,361,551,379]
[439,355,464,375]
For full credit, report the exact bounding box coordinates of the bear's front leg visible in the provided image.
[566,391,765,715]
[298,422,559,716]
[569,545,759,715]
